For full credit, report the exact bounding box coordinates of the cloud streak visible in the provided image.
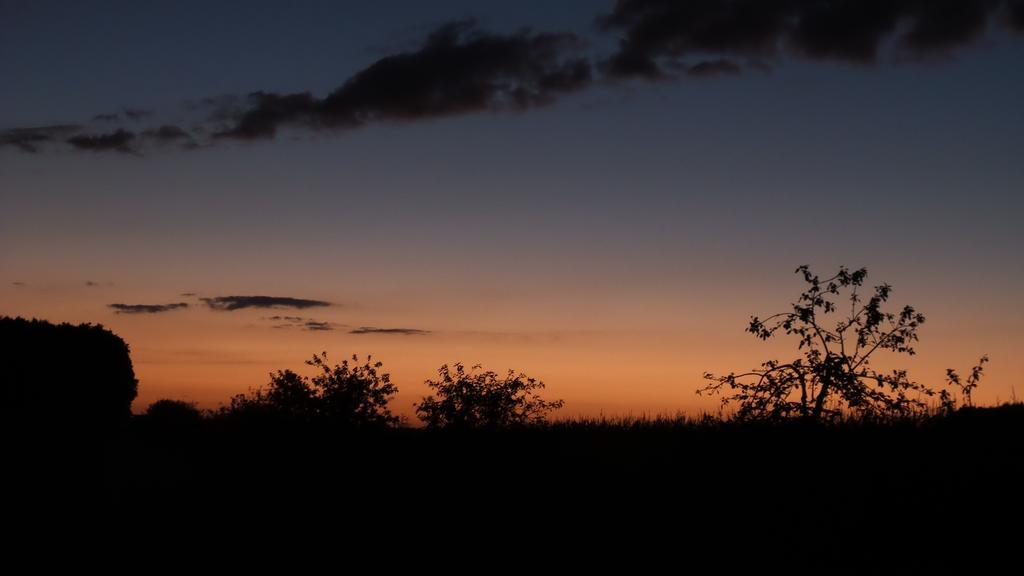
[202,295,331,311]
[304,321,338,331]
[0,125,82,153]
[600,0,1024,79]
[67,129,136,153]
[109,302,189,314]
[350,327,430,336]
[215,20,592,140]
[142,125,190,142]
[265,315,306,322]
[263,316,343,331]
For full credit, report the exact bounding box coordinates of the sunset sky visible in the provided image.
[3,0,1023,418]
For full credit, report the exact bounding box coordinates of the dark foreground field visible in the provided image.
[10,406,1022,567]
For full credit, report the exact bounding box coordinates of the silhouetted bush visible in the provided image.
[415,363,564,429]
[1,316,137,432]
[700,266,986,421]
[942,355,989,412]
[144,399,204,426]
[223,353,399,427]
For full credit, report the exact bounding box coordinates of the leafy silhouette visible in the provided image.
[1,316,137,431]
[416,363,564,429]
[700,266,985,421]
[942,355,989,413]
[2,316,139,513]
[144,399,204,426]
[224,352,399,427]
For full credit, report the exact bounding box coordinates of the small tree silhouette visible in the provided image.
[415,363,564,429]
[700,266,984,421]
[942,355,989,413]
[226,353,399,427]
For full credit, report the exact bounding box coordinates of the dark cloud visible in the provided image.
[350,327,430,336]
[600,0,1020,79]
[4,123,190,155]
[304,321,337,331]
[123,107,153,121]
[202,295,331,311]
[181,292,197,297]
[109,302,189,314]
[141,125,196,149]
[216,20,591,140]
[12,3,1023,157]
[1010,0,1024,29]
[12,282,26,287]
[263,315,342,331]
[265,315,306,322]
[0,125,81,153]
[687,58,742,77]
[142,125,190,141]
[67,129,136,153]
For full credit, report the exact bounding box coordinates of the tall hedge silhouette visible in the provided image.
[1,316,138,433]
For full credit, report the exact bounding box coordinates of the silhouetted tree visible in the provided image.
[2,317,138,510]
[700,266,985,421]
[416,363,564,429]
[225,353,399,427]
[1,316,137,431]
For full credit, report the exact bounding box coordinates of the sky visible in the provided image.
[3,0,1023,418]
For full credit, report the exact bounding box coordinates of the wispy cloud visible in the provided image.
[0,125,81,153]
[265,315,307,322]
[67,129,136,153]
[264,315,343,331]
[350,327,430,336]
[304,321,339,331]
[109,302,189,314]
[202,295,331,311]
[142,125,191,142]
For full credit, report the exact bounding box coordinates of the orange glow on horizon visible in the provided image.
[4,274,1019,420]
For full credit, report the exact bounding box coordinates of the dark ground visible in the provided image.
[9,406,1020,568]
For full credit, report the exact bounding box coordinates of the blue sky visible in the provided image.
[3,1,1023,413]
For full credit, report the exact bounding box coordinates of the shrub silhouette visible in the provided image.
[700,266,985,421]
[416,363,564,429]
[1,316,137,432]
[942,355,989,413]
[144,399,204,426]
[225,352,399,427]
